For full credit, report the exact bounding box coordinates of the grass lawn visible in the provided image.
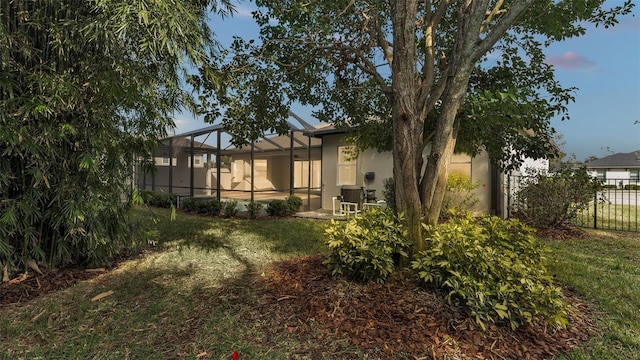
[544,230,640,359]
[0,207,330,360]
[1,207,639,359]
[575,203,639,232]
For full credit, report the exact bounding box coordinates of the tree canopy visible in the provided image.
[0,0,232,272]
[191,0,633,251]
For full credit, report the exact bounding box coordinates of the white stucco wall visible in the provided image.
[319,134,494,214]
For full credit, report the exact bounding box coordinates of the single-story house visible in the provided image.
[135,116,551,216]
[585,150,640,188]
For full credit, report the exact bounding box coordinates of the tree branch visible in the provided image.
[370,9,393,67]
[471,0,535,61]
[479,0,505,33]
[354,57,393,93]
[417,0,455,117]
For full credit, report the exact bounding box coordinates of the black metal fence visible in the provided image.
[573,180,639,232]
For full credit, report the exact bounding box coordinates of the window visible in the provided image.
[188,155,204,168]
[337,146,357,185]
[155,157,177,166]
[596,170,605,181]
[631,169,640,182]
[294,160,321,189]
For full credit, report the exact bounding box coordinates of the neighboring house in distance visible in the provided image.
[585,150,640,188]
[306,124,551,217]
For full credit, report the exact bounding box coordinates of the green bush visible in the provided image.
[512,167,599,228]
[266,199,291,216]
[202,199,222,216]
[245,201,264,219]
[441,171,479,218]
[624,184,639,190]
[140,191,177,208]
[286,195,303,213]
[412,214,569,330]
[139,190,155,204]
[602,184,618,189]
[265,195,303,216]
[181,198,221,216]
[323,207,411,283]
[222,200,238,217]
[382,178,396,211]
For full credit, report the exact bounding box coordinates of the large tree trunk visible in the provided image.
[420,1,487,226]
[390,0,536,248]
[421,79,468,225]
[390,0,425,253]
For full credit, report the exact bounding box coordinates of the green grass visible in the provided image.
[575,203,639,232]
[0,207,331,360]
[1,208,639,359]
[544,230,640,359]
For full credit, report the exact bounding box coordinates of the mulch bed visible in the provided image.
[1,267,101,306]
[256,255,599,359]
[535,226,590,241]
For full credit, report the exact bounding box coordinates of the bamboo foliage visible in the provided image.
[0,0,231,273]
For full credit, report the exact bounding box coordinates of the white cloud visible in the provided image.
[546,51,598,71]
[234,5,256,18]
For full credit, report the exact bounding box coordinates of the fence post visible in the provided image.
[593,190,597,229]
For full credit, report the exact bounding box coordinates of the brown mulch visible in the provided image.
[256,255,599,360]
[1,267,102,306]
[535,225,589,241]
[0,248,153,307]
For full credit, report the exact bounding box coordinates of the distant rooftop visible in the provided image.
[585,150,640,168]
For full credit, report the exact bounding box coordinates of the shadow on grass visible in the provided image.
[132,206,329,258]
[0,262,270,359]
[1,207,335,359]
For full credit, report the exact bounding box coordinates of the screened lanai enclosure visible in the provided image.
[134,112,323,211]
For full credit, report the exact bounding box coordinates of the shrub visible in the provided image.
[265,195,303,217]
[382,178,396,211]
[180,198,221,216]
[625,184,639,190]
[141,191,177,208]
[412,214,569,330]
[441,171,479,218]
[511,167,600,228]
[181,197,198,212]
[286,195,303,213]
[202,199,222,216]
[323,207,411,283]
[245,201,264,219]
[222,200,238,217]
[139,190,155,204]
[266,199,291,216]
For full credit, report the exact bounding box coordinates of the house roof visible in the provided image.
[304,123,354,137]
[153,111,321,156]
[224,131,321,154]
[153,137,218,156]
[585,150,640,169]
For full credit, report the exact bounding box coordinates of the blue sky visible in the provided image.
[175,1,640,161]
